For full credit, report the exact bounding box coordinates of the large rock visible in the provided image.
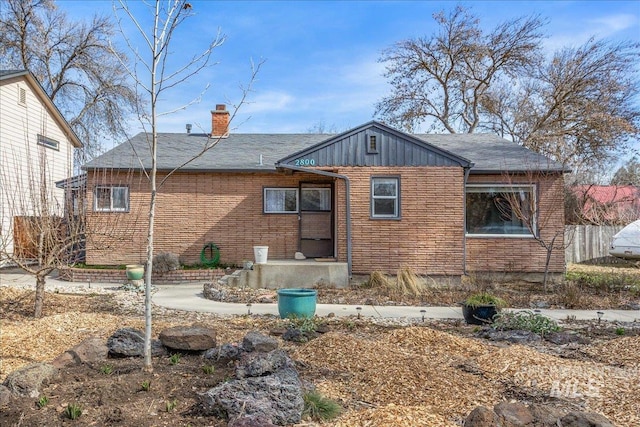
[0,384,12,406]
[464,403,617,427]
[236,349,291,379]
[494,401,534,426]
[3,363,58,398]
[159,325,216,351]
[107,328,166,357]
[242,331,278,353]
[560,411,617,427]
[200,367,304,426]
[478,329,541,344]
[52,336,108,368]
[464,406,498,426]
[204,343,243,361]
[228,415,278,427]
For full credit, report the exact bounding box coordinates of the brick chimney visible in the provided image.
[211,104,230,137]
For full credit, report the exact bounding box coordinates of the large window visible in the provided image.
[94,186,129,212]
[37,134,59,150]
[466,185,535,236]
[264,188,298,213]
[371,177,400,218]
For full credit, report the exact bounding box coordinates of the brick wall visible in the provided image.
[465,173,566,273]
[334,166,465,275]
[59,267,225,284]
[85,167,565,276]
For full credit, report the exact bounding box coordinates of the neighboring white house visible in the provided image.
[0,70,82,264]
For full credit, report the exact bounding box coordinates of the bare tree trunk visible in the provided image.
[34,273,46,318]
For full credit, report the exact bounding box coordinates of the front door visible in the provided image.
[299,182,333,258]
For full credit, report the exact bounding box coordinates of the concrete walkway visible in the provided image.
[1,270,639,323]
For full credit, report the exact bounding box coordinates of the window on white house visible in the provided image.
[466,185,535,236]
[94,186,129,212]
[264,188,298,213]
[37,134,60,150]
[371,177,400,218]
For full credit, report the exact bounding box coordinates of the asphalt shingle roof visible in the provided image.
[84,130,566,173]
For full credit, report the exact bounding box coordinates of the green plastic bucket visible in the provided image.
[277,288,317,319]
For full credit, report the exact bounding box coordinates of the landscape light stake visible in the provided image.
[420,309,426,322]
[597,311,604,323]
[356,307,362,319]
[246,303,252,315]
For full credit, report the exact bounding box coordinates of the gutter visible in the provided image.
[276,164,352,278]
[462,165,473,276]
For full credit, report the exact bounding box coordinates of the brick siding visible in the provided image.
[85,167,565,277]
[59,267,225,284]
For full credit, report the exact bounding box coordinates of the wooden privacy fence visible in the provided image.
[565,225,624,264]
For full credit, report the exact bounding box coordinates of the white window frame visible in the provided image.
[264,188,299,214]
[371,176,400,219]
[465,184,536,237]
[94,186,129,212]
[37,134,60,151]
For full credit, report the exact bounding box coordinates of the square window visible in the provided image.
[371,177,399,218]
[264,188,298,213]
[94,186,129,212]
[466,185,535,236]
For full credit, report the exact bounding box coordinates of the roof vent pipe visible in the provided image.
[259,154,263,166]
[186,123,192,134]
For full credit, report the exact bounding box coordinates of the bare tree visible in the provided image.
[0,142,136,317]
[483,38,640,171]
[0,0,137,162]
[115,0,261,372]
[377,5,640,173]
[611,156,640,186]
[497,169,568,290]
[376,6,545,133]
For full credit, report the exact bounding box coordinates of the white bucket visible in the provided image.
[253,246,269,264]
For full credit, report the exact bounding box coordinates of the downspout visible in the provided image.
[276,164,352,278]
[462,166,472,276]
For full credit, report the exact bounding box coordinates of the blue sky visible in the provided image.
[60,1,639,157]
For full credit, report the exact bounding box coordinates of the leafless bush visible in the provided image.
[152,252,180,274]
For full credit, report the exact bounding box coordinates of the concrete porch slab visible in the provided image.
[231,259,349,289]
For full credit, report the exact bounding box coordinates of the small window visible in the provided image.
[264,188,298,213]
[300,188,331,211]
[371,177,400,218]
[37,134,60,150]
[466,185,535,236]
[367,134,378,154]
[94,186,129,212]
[18,86,26,106]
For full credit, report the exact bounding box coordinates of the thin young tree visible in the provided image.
[0,0,137,162]
[115,0,261,371]
[497,168,569,290]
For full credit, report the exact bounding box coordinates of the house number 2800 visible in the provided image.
[295,158,315,166]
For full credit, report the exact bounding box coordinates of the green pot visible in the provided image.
[126,265,144,281]
[277,288,317,319]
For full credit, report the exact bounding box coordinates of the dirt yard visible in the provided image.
[1,267,639,426]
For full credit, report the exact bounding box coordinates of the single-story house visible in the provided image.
[83,105,567,279]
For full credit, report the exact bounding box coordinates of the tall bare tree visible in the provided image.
[377,5,640,173]
[611,156,640,186]
[376,6,545,133]
[0,0,137,161]
[115,0,260,371]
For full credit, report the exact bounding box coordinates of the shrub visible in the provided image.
[565,270,640,293]
[36,396,49,408]
[302,391,341,421]
[464,292,507,309]
[493,310,561,337]
[169,353,181,365]
[202,364,215,375]
[152,252,180,274]
[64,403,82,420]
